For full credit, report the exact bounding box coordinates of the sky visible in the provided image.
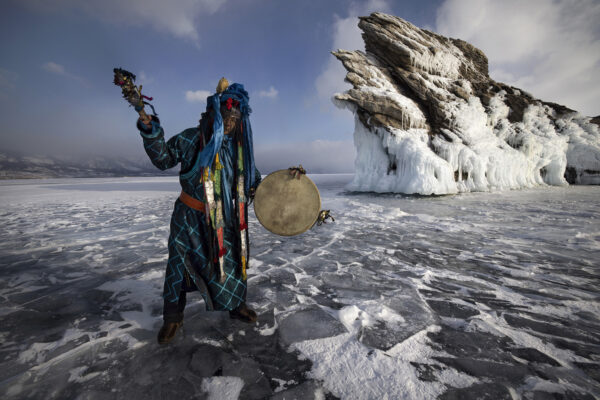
[0,0,598,174]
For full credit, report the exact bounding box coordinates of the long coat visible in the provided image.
[138,119,261,311]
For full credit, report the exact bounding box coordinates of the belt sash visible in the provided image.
[179,191,206,211]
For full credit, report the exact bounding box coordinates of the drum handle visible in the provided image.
[288,165,306,179]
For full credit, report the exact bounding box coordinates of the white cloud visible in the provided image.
[21,0,227,46]
[42,62,66,75]
[42,61,89,86]
[315,0,391,108]
[258,86,278,99]
[436,0,600,116]
[138,71,154,85]
[185,89,211,103]
[255,140,356,174]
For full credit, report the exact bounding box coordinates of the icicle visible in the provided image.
[402,111,406,131]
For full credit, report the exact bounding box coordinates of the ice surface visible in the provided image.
[277,305,347,346]
[0,176,599,399]
[201,377,245,400]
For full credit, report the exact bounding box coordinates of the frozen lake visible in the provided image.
[0,175,599,399]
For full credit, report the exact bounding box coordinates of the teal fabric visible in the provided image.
[190,83,258,199]
[194,94,224,172]
[137,119,261,311]
[219,133,236,221]
[221,83,258,197]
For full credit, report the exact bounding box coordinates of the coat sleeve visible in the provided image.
[137,119,184,171]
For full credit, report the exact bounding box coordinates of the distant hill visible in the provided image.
[0,150,177,179]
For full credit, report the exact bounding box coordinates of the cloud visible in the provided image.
[436,0,600,116]
[185,89,211,103]
[42,61,89,86]
[255,140,356,174]
[42,62,66,75]
[138,71,154,85]
[315,0,391,109]
[20,0,227,46]
[258,86,278,99]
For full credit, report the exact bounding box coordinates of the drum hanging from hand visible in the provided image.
[253,169,321,236]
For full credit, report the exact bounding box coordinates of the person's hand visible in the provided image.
[139,113,152,128]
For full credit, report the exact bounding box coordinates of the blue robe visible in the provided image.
[138,119,261,311]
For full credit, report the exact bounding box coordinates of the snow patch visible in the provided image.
[201,376,245,400]
[292,327,478,400]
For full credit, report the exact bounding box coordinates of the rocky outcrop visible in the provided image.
[334,13,600,194]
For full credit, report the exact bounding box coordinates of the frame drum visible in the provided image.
[253,170,321,236]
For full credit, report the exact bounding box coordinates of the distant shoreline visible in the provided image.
[0,173,356,184]
[0,173,176,181]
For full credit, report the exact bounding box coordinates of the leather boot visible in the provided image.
[157,321,183,344]
[229,303,257,323]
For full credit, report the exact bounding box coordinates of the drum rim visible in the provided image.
[253,169,321,236]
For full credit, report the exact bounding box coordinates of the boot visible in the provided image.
[157,321,183,344]
[229,303,257,323]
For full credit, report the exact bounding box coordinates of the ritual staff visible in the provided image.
[136,79,261,344]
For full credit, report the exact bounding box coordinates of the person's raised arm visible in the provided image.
[136,114,182,171]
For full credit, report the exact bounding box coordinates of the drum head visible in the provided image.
[253,170,321,236]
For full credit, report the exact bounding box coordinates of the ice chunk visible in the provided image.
[278,306,348,346]
[201,376,244,400]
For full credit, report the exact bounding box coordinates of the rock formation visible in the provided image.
[334,13,600,194]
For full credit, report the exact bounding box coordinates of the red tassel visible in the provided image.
[240,222,248,231]
[218,248,227,257]
[239,203,246,226]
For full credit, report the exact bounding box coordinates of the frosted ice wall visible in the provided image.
[334,13,600,194]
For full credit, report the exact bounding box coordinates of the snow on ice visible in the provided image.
[0,176,599,399]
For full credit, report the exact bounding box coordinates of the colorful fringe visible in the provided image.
[202,139,250,283]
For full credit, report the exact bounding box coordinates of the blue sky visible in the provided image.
[1,0,598,173]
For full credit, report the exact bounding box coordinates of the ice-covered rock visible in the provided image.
[334,12,600,194]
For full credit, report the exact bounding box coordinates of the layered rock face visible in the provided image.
[334,13,600,194]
